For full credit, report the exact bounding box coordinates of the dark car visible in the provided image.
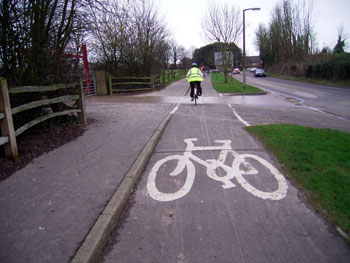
[254,68,266,77]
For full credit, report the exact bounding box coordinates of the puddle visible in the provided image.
[86,96,226,105]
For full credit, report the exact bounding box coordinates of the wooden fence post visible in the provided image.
[151,75,155,90]
[108,74,113,95]
[0,78,18,159]
[96,70,108,96]
[76,83,87,124]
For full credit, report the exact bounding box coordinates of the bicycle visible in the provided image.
[147,138,288,202]
[191,83,200,105]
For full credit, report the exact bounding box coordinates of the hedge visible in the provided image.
[307,53,350,81]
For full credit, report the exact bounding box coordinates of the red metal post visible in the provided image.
[81,44,90,94]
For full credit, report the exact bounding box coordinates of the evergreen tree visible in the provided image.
[334,36,345,54]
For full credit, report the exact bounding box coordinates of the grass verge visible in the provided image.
[211,72,264,94]
[163,74,184,86]
[246,124,350,234]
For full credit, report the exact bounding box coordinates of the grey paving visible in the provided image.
[0,101,173,263]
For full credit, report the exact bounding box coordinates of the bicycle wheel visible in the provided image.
[233,154,288,200]
[147,155,195,202]
[194,87,197,105]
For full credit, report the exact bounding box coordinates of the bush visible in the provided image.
[306,52,350,81]
[333,53,350,80]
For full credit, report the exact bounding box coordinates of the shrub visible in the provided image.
[306,52,350,81]
[333,53,350,80]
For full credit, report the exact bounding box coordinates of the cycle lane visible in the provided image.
[101,102,350,262]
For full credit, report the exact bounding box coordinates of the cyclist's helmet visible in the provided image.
[191,63,198,67]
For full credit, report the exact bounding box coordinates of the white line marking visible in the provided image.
[232,109,250,127]
[147,138,288,202]
[305,106,347,121]
[307,106,324,114]
[170,105,179,114]
[227,103,232,108]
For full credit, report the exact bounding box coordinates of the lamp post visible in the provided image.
[243,7,260,89]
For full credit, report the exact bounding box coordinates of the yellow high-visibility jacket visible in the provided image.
[186,67,204,82]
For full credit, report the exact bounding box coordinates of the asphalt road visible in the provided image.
[89,74,350,132]
[234,73,350,122]
[99,76,350,262]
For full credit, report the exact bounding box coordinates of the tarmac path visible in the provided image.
[0,74,349,263]
[100,76,350,262]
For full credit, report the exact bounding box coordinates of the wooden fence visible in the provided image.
[0,77,86,159]
[109,75,161,94]
[108,70,187,94]
[162,69,187,82]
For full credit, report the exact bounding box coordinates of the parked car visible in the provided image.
[254,68,266,77]
[233,68,240,74]
[250,67,257,72]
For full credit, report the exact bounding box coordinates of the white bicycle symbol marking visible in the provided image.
[147,138,288,202]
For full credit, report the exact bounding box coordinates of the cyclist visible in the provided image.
[186,63,204,101]
[200,65,206,78]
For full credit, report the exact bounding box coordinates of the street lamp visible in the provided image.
[243,7,260,90]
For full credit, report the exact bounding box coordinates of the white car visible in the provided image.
[233,68,240,74]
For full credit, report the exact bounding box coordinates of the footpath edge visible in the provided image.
[71,111,173,263]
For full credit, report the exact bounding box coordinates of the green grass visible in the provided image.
[161,71,185,87]
[211,72,264,94]
[246,124,350,233]
[164,74,184,85]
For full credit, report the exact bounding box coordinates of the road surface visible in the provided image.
[97,75,350,263]
[234,73,350,122]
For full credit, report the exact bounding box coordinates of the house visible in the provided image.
[245,56,262,68]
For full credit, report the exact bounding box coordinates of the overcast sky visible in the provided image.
[157,0,350,55]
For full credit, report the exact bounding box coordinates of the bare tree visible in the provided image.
[0,0,172,85]
[255,0,315,74]
[88,0,170,76]
[133,0,169,75]
[176,46,189,67]
[88,1,134,74]
[169,41,188,69]
[202,1,242,82]
[0,0,98,85]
